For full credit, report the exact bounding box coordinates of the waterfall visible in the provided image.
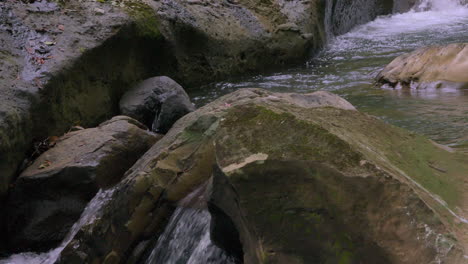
[144,207,236,264]
[324,0,468,41]
[0,189,114,264]
[415,0,468,11]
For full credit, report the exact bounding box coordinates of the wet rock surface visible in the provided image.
[151,0,327,84]
[5,116,159,253]
[119,76,195,133]
[326,0,394,35]
[377,43,468,89]
[54,89,467,264]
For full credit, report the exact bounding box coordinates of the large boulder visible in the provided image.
[55,89,467,264]
[151,0,327,83]
[119,76,195,133]
[0,0,170,209]
[377,43,468,89]
[0,0,325,202]
[6,116,159,253]
[0,0,398,206]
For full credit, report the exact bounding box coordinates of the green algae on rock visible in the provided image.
[55,89,467,264]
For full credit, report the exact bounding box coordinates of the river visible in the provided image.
[190,0,468,149]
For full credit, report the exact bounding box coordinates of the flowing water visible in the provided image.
[191,0,468,148]
[0,189,114,264]
[144,208,236,264]
[1,1,467,263]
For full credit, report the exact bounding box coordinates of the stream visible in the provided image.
[1,0,467,263]
[190,0,468,148]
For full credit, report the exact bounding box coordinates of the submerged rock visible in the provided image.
[377,43,468,89]
[55,89,467,264]
[6,116,159,253]
[119,76,195,133]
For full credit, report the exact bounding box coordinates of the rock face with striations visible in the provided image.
[119,76,195,134]
[377,43,468,89]
[6,116,159,253]
[54,89,467,264]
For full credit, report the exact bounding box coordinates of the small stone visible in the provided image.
[94,7,105,15]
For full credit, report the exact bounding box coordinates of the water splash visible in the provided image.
[145,208,236,264]
[0,189,114,264]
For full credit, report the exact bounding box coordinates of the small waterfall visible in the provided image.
[324,0,467,41]
[414,0,467,11]
[0,189,114,264]
[144,207,236,264]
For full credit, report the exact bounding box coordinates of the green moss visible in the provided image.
[219,105,362,170]
[385,133,465,210]
[95,0,161,38]
[0,50,16,65]
[229,160,389,263]
[123,1,161,38]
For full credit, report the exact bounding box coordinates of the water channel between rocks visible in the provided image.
[191,0,468,149]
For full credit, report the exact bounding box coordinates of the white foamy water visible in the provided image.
[0,189,114,264]
[416,0,467,11]
[328,0,468,54]
[145,207,235,264]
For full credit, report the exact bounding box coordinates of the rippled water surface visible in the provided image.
[191,0,468,148]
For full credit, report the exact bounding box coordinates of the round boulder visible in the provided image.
[119,76,195,134]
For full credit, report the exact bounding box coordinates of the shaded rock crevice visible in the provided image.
[30,23,177,140]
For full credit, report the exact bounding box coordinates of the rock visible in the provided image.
[0,0,170,210]
[326,0,394,36]
[119,76,195,133]
[393,0,419,13]
[0,0,396,205]
[6,116,159,253]
[377,43,468,89]
[150,0,327,84]
[57,89,467,264]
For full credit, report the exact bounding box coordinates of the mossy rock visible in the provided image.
[57,89,467,263]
